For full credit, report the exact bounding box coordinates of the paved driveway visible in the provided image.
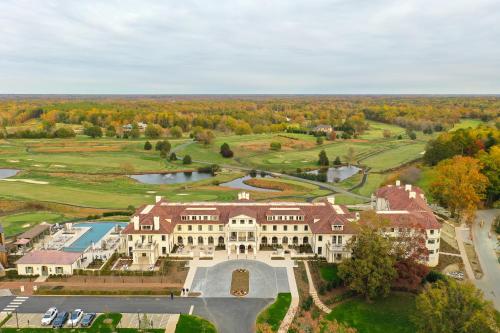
[0,295,270,333]
[191,259,289,298]
[473,209,500,310]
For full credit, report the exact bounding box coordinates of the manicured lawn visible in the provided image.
[0,313,164,332]
[352,173,387,197]
[360,142,426,172]
[175,314,217,333]
[0,211,70,236]
[326,293,417,333]
[319,263,340,283]
[256,293,292,332]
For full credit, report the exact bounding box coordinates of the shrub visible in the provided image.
[301,295,313,311]
[144,141,152,150]
[53,127,76,138]
[183,155,192,164]
[424,270,446,283]
[220,143,234,158]
[169,152,177,161]
[316,137,324,145]
[270,142,282,150]
[333,156,342,165]
[83,125,102,138]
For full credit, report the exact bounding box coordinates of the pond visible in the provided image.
[307,166,361,183]
[219,175,279,192]
[0,169,19,179]
[129,171,214,184]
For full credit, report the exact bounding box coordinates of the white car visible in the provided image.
[41,307,58,326]
[67,309,84,327]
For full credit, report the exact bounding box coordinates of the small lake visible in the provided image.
[0,169,19,179]
[219,175,279,192]
[129,171,214,184]
[308,166,362,182]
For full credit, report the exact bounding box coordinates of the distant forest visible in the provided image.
[0,96,499,137]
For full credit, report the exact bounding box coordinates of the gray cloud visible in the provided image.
[0,0,499,94]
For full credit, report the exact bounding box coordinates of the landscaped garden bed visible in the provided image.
[256,293,292,332]
[175,314,217,333]
[230,268,249,296]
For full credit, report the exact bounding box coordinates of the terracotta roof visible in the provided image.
[17,224,50,240]
[16,250,82,265]
[123,199,356,235]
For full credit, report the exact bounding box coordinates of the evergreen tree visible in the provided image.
[144,141,152,150]
[318,150,329,166]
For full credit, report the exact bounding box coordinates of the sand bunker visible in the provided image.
[177,193,189,196]
[52,164,66,168]
[147,191,157,194]
[0,179,49,185]
[7,160,19,163]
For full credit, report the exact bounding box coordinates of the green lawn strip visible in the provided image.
[331,194,367,205]
[326,292,417,333]
[175,314,217,333]
[0,211,69,236]
[319,263,340,283]
[360,142,426,172]
[0,313,163,332]
[359,121,406,140]
[256,293,292,332]
[351,173,387,197]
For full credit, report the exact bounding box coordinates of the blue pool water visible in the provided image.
[63,222,128,252]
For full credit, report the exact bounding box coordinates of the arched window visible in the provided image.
[303,236,309,244]
[218,236,224,245]
[282,236,288,244]
[272,236,278,244]
[261,237,268,244]
[188,236,193,244]
[208,236,214,244]
[198,236,204,245]
[292,236,298,245]
[177,236,183,244]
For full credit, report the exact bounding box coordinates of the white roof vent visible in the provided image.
[396,180,401,187]
[327,196,335,205]
[405,184,412,192]
[409,191,416,199]
[237,192,250,200]
[155,196,162,203]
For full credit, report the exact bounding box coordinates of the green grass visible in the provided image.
[359,121,406,140]
[0,211,70,236]
[451,119,485,131]
[256,293,292,332]
[175,314,217,333]
[0,313,163,332]
[360,142,426,172]
[352,173,387,197]
[319,263,340,282]
[326,293,417,333]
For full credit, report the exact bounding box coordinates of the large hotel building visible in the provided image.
[120,181,441,266]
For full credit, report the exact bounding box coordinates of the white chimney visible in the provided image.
[155,196,162,203]
[405,184,412,192]
[409,191,416,199]
[238,192,250,200]
[133,216,140,230]
[355,212,360,220]
[153,216,160,230]
[396,180,401,187]
[327,196,335,205]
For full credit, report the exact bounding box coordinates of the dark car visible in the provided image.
[80,313,96,327]
[52,311,69,328]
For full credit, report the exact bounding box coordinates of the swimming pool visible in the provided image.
[63,222,128,252]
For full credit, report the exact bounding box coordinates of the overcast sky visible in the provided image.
[0,0,499,94]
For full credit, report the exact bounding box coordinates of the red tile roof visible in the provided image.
[16,250,82,265]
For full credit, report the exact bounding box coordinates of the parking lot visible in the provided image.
[1,312,171,329]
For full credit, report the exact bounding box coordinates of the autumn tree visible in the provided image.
[413,279,499,333]
[338,214,396,301]
[343,147,356,166]
[478,146,500,205]
[194,129,215,145]
[169,126,183,138]
[145,124,163,139]
[105,125,116,137]
[220,143,234,158]
[430,156,489,223]
[83,125,102,138]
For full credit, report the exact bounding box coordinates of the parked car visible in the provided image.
[52,311,69,328]
[67,309,84,326]
[41,307,58,326]
[80,312,96,327]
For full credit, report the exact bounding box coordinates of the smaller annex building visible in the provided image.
[15,250,83,276]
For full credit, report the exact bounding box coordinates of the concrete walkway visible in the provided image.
[278,265,299,333]
[304,261,331,314]
[455,225,475,281]
[164,314,180,333]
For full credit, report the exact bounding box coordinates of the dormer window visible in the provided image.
[332,225,343,231]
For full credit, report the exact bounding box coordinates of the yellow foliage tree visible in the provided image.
[430,156,489,224]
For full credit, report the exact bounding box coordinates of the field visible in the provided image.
[256,293,292,332]
[0,119,479,235]
[326,293,417,333]
[0,211,70,235]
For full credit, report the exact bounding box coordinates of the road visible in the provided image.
[0,296,272,333]
[472,209,500,310]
